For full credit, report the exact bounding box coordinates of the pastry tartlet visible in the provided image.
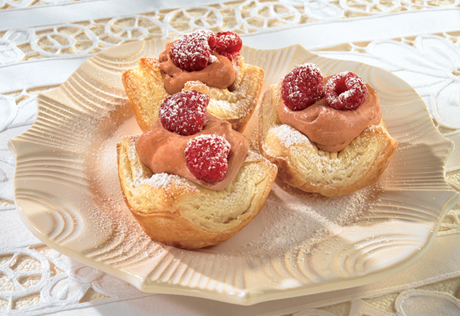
[259,64,398,196]
[122,30,264,132]
[118,91,277,249]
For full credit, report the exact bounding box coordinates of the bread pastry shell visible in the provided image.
[117,136,277,249]
[259,84,398,197]
[122,56,264,133]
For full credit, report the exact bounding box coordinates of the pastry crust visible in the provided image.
[259,84,398,197]
[117,136,277,249]
[122,56,264,133]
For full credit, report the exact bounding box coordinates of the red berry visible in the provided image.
[185,134,231,183]
[159,90,209,136]
[325,72,368,110]
[213,31,242,61]
[170,30,216,71]
[281,64,324,111]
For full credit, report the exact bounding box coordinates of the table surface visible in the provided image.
[1,1,460,315]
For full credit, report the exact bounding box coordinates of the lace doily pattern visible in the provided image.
[314,280,460,315]
[0,244,146,314]
[316,34,460,150]
[0,0,86,10]
[1,0,458,12]
[1,0,459,64]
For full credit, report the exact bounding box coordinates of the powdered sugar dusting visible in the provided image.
[281,63,324,111]
[85,103,382,260]
[82,110,173,262]
[209,54,218,63]
[159,90,209,135]
[273,124,312,147]
[215,180,382,256]
[170,29,215,71]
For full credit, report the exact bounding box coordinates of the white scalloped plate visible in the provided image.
[9,40,460,305]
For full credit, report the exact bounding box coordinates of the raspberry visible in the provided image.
[185,134,231,183]
[325,72,368,110]
[159,90,209,136]
[281,64,324,111]
[213,31,242,61]
[170,30,216,71]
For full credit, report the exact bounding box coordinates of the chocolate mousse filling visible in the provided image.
[278,77,382,152]
[159,42,236,95]
[136,113,249,191]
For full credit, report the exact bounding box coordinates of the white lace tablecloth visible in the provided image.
[1,1,460,315]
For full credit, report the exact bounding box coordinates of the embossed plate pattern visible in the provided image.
[9,40,460,305]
